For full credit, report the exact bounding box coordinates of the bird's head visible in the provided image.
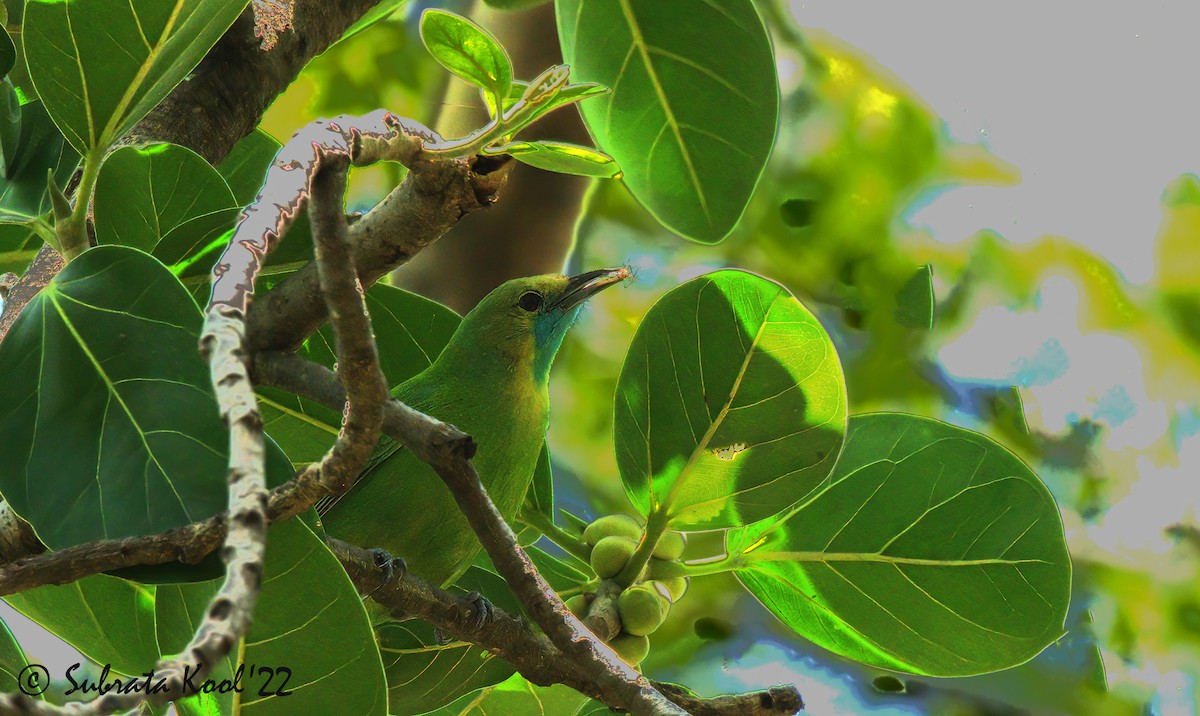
[455,267,631,384]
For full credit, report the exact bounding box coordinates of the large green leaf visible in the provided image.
[0,617,36,698]
[259,284,461,466]
[556,0,778,243]
[425,674,599,716]
[4,576,159,676]
[614,269,846,528]
[160,518,387,716]
[732,413,1072,676]
[380,566,521,715]
[0,98,78,224]
[0,246,229,549]
[94,143,238,253]
[23,0,250,154]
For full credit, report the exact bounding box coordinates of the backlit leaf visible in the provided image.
[24,0,249,154]
[615,269,847,528]
[0,246,229,549]
[492,140,621,178]
[424,674,598,716]
[557,0,778,243]
[4,576,159,676]
[0,618,35,698]
[419,9,512,105]
[733,412,1071,676]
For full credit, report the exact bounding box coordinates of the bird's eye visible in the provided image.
[518,291,544,312]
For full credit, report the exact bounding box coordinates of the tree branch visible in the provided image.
[242,150,512,354]
[332,540,804,716]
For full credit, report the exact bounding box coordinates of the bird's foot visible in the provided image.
[433,592,495,645]
[369,548,406,584]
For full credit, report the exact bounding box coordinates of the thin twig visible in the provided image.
[268,151,389,517]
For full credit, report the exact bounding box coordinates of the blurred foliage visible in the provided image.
[546,14,1199,716]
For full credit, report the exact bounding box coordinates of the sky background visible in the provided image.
[792,2,1198,285]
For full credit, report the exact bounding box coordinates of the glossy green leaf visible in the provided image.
[159,518,387,716]
[0,99,78,224]
[259,283,461,466]
[0,617,35,697]
[557,0,778,243]
[341,0,411,42]
[425,674,597,716]
[894,264,933,329]
[380,566,521,715]
[4,576,159,676]
[420,9,512,104]
[0,246,230,549]
[491,140,621,178]
[94,143,238,253]
[218,129,281,206]
[23,0,249,154]
[732,412,1072,676]
[615,269,847,528]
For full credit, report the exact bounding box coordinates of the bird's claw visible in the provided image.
[433,592,496,646]
[465,591,495,630]
[369,548,406,583]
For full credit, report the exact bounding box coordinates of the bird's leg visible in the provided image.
[434,591,496,645]
[369,547,407,584]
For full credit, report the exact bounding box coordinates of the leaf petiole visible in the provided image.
[518,508,592,564]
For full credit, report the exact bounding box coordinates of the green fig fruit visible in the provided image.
[584,514,644,545]
[617,585,667,636]
[590,535,637,579]
[653,531,686,560]
[609,633,651,665]
[565,594,591,618]
[657,576,689,602]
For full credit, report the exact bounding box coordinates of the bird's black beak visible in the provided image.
[549,267,631,312]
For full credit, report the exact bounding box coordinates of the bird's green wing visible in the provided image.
[314,435,406,517]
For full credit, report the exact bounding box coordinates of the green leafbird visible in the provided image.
[318,267,630,587]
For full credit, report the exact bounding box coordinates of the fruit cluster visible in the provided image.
[565,514,689,665]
